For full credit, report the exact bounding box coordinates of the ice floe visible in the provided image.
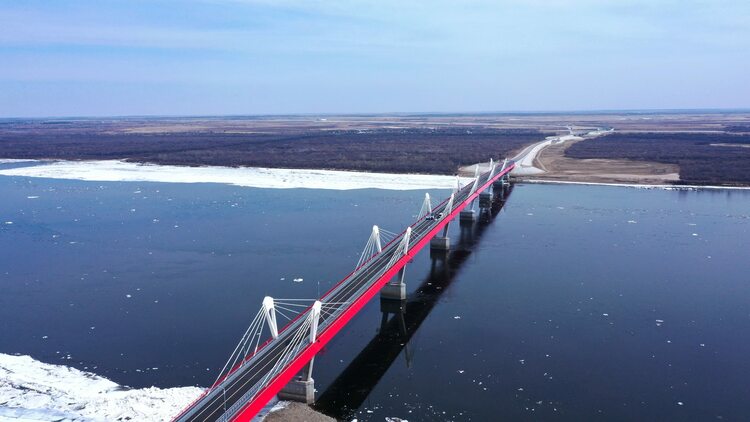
[0,353,202,421]
[0,160,470,191]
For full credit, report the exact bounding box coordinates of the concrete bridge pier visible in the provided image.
[381,267,407,300]
[493,182,505,200]
[502,177,511,193]
[278,362,315,404]
[429,236,450,260]
[479,191,493,208]
[459,208,477,224]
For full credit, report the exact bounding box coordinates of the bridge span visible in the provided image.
[174,158,516,422]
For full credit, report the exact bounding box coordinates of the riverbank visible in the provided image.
[0,353,331,421]
[0,353,203,421]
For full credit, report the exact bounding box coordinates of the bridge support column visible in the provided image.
[429,236,450,260]
[381,267,407,300]
[460,209,477,224]
[479,191,492,208]
[278,373,315,404]
[430,236,450,251]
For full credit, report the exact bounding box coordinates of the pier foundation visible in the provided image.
[479,192,492,207]
[429,236,450,260]
[430,236,450,251]
[380,282,406,300]
[459,209,477,223]
[278,377,315,404]
[381,267,407,300]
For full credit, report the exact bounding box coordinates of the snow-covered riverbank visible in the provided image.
[0,354,202,421]
[0,160,468,191]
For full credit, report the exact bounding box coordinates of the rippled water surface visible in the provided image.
[1,164,749,421]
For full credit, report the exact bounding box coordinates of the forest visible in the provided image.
[566,132,750,185]
[0,127,541,175]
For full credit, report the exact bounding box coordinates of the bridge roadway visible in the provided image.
[174,162,515,422]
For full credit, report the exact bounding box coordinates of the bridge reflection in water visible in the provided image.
[314,186,514,420]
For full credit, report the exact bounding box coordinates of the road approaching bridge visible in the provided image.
[173,159,516,422]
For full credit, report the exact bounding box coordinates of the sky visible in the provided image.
[0,0,748,117]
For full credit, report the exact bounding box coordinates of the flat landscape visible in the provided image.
[1,111,750,186]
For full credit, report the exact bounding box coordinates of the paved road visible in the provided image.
[175,167,507,422]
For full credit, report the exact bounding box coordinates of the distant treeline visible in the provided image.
[724,125,750,133]
[0,128,540,175]
[566,132,750,185]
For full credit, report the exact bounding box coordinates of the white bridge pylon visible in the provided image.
[469,164,480,195]
[357,225,400,269]
[486,158,495,182]
[445,192,455,215]
[213,297,341,390]
[418,193,433,219]
[386,227,412,268]
[262,296,279,339]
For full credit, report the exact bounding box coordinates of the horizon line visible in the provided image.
[2,107,749,121]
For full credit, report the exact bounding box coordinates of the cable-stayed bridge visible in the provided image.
[173,158,516,422]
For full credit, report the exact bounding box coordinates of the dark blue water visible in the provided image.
[1,165,749,421]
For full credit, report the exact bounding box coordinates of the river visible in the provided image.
[1,162,749,420]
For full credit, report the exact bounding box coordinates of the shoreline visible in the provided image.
[518,178,750,190]
[0,353,294,421]
[1,158,748,192]
[0,353,204,421]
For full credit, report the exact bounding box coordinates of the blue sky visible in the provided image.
[1,0,748,117]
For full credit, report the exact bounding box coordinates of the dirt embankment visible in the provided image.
[527,138,680,185]
[264,402,334,422]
